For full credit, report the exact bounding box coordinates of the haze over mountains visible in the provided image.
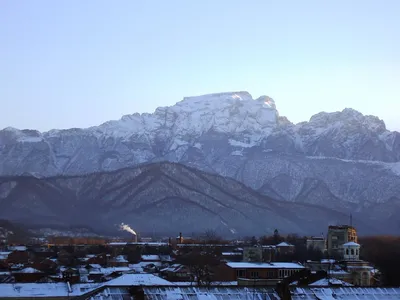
[1,92,399,235]
[1,162,374,236]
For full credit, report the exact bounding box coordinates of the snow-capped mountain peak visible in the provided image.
[93,91,279,139]
[0,91,399,178]
[308,108,386,133]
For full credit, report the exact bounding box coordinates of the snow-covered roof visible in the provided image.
[14,267,43,274]
[160,264,185,273]
[0,283,100,298]
[8,246,27,252]
[88,264,102,269]
[226,262,304,269]
[107,242,168,246]
[321,259,336,263]
[309,278,353,287]
[140,261,162,268]
[91,286,279,300]
[343,242,360,247]
[143,286,279,299]
[107,242,127,246]
[104,273,174,287]
[89,267,131,275]
[112,255,128,262]
[128,263,143,268]
[276,242,294,247]
[141,255,160,261]
[174,281,238,286]
[159,255,173,262]
[291,287,400,299]
[222,252,242,256]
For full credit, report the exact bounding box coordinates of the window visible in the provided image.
[250,271,259,278]
[351,249,354,255]
[346,249,349,255]
[267,271,274,278]
[236,270,245,278]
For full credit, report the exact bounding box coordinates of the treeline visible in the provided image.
[359,236,400,286]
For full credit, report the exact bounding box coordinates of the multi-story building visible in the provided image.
[327,225,357,256]
[215,262,305,286]
[306,236,327,252]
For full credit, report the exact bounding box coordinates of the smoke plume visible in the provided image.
[120,223,137,235]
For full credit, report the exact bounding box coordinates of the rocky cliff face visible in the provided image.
[1,91,400,228]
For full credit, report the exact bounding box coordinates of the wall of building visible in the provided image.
[327,226,357,255]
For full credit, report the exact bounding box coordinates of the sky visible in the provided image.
[0,0,399,132]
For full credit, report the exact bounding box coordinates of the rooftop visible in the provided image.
[104,273,174,286]
[226,262,304,269]
[141,255,160,261]
[291,287,400,299]
[0,283,99,298]
[276,242,294,247]
[309,278,353,287]
[90,286,279,300]
[328,225,356,230]
[343,242,360,247]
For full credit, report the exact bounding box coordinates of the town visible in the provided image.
[0,224,399,299]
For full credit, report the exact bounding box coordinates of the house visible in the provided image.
[0,260,9,271]
[0,282,100,299]
[306,236,327,252]
[87,254,107,266]
[159,255,173,263]
[221,251,243,262]
[87,265,104,282]
[160,264,192,281]
[215,262,305,286]
[7,250,30,265]
[276,242,295,255]
[0,251,11,262]
[86,266,132,283]
[12,267,46,283]
[31,258,58,275]
[243,247,262,262]
[140,255,162,273]
[108,255,129,267]
[0,260,14,284]
[141,255,161,263]
[60,268,80,284]
[8,246,28,252]
[261,245,277,262]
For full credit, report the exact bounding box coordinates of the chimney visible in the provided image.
[134,234,138,243]
[179,232,182,243]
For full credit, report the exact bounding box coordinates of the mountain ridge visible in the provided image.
[1,91,400,229]
[0,162,381,236]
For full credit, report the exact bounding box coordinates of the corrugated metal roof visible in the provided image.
[291,287,400,299]
[90,286,280,300]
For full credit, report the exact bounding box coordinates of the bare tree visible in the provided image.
[177,250,220,286]
[203,229,222,244]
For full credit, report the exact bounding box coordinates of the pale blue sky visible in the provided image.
[1,0,399,131]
